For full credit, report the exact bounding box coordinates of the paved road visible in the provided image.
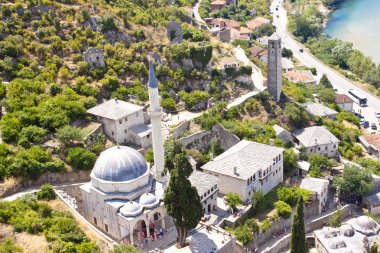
[271,0,380,131]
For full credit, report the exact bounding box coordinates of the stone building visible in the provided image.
[267,32,282,102]
[87,99,152,148]
[80,59,169,245]
[304,102,338,120]
[293,126,339,158]
[217,27,231,43]
[336,94,354,112]
[300,177,329,214]
[83,47,105,68]
[189,171,219,214]
[201,140,284,202]
[166,21,183,44]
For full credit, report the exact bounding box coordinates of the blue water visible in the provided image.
[324,0,380,63]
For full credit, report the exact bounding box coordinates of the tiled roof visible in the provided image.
[87,99,143,120]
[249,46,267,57]
[300,177,328,195]
[283,70,316,84]
[336,94,354,104]
[246,17,270,30]
[293,126,339,147]
[201,140,284,180]
[305,103,338,117]
[362,134,380,150]
[188,171,219,196]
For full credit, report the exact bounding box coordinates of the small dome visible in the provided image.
[321,227,338,238]
[120,201,143,217]
[340,224,355,237]
[327,238,346,249]
[92,146,148,182]
[353,216,379,235]
[139,193,159,208]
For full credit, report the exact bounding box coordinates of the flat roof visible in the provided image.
[87,99,144,120]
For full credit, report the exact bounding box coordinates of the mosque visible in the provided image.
[80,59,170,244]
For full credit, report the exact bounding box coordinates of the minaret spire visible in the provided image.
[147,58,166,183]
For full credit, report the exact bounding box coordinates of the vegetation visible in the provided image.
[277,187,311,206]
[36,184,56,201]
[333,165,373,197]
[55,126,84,147]
[109,245,141,253]
[225,192,243,212]
[327,208,343,228]
[283,148,298,176]
[164,141,203,248]
[0,238,22,253]
[0,195,100,253]
[66,147,97,170]
[274,200,292,219]
[290,196,307,253]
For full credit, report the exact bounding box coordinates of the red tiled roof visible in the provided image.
[246,17,270,30]
[335,94,354,104]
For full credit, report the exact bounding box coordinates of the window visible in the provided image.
[247,181,249,186]
[333,144,336,148]
[211,195,213,199]
[111,131,114,136]
[94,217,97,225]
[147,134,150,139]
[125,117,128,122]
[318,147,321,151]
[248,191,251,196]
[253,175,256,181]
[124,129,127,134]
[200,196,203,200]
[204,193,206,198]
[105,224,108,232]
[119,119,122,124]
[214,184,217,189]
[325,146,328,150]
[208,189,210,194]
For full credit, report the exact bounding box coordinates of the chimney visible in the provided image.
[269,139,274,146]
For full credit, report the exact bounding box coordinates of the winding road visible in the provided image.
[271,0,380,128]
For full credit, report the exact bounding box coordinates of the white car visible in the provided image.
[376,112,380,118]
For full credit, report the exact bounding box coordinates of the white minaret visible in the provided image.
[147,59,166,183]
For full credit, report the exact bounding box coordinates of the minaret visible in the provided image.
[267,32,282,102]
[147,59,166,183]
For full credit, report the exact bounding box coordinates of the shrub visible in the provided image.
[37,184,56,200]
[66,147,97,170]
[55,126,84,146]
[234,224,253,245]
[274,200,292,219]
[225,192,243,211]
[277,187,311,206]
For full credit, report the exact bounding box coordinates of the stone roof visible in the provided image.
[246,17,270,30]
[269,32,281,41]
[249,46,268,58]
[300,177,329,195]
[304,103,338,118]
[293,126,339,147]
[336,94,354,104]
[188,171,219,196]
[87,99,143,120]
[129,123,151,137]
[281,57,295,69]
[201,140,284,180]
[346,216,380,236]
[365,192,380,207]
[283,70,316,84]
[211,18,240,29]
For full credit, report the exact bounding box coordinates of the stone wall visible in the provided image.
[166,21,183,44]
[171,120,191,139]
[56,183,86,214]
[178,124,240,151]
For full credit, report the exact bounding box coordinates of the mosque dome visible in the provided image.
[352,216,379,235]
[92,146,148,182]
[339,224,355,237]
[327,238,346,249]
[321,227,338,238]
[139,193,159,208]
[120,201,143,217]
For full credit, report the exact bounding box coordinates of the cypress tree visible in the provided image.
[290,196,307,253]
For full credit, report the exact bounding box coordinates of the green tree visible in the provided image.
[0,238,22,253]
[234,224,253,245]
[225,192,243,212]
[333,165,373,197]
[284,149,297,176]
[284,103,309,130]
[108,245,141,253]
[37,184,56,200]
[66,147,97,170]
[144,148,154,164]
[164,144,203,248]
[290,196,307,253]
[282,48,293,58]
[327,208,343,227]
[55,125,84,146]
[274,200,292,219]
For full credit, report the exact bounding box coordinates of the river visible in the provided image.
[324,0,380,64]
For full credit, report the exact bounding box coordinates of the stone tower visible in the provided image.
[147,59,166,183]
[267,32,282,102]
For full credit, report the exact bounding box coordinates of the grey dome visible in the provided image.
[120,201,143,217]
[139,193,159,208]
[92,146,148,182]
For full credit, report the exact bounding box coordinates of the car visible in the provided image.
[361,121,370,128]
[360,118,365,123]
[372,123,378,130]
[376,112,380,118]
[299,48,304,52]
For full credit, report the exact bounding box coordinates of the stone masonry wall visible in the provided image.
[171,120,191,139]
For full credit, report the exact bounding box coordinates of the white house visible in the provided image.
[335,94,354,112]
[87,99,152,148]
[189,171,219,214]
[300,177,329,214]
[304,102,338,120]
[201,140,284,202]
[293,126,339,158]
[281,58,295,72]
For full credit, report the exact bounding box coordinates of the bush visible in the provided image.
[225,192,243,211]
[37,184,56,200]
[55,126,84,146]
[66,147,97,170]
[277,187,311,206]
[234,224,253,245]
[274,200,292,219]
[327,208,343,227]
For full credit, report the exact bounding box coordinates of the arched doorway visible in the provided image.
[133,219,148,243]
[149,212,164,240]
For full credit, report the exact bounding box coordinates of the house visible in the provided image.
[300,177,329,214]
[189,171,219,214]
[281,58,295,72]
[249,46,268,63]
[314,216,380,253]
[359,134,380,161]
[87,99,152,147]
[297,161,310,176]
[211,18,240,30]
[230,27,250,41]
[201,140,284,202]
[210,0,226,12]
[283,70,317,84]
[364,192,380,215]
[336,94,354,112]
[273,124,293,144]
[293,126,339,158]
[246,17,270,30]
[220,57,241,69]
[258,36,269,46]
[304,102,338,120]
